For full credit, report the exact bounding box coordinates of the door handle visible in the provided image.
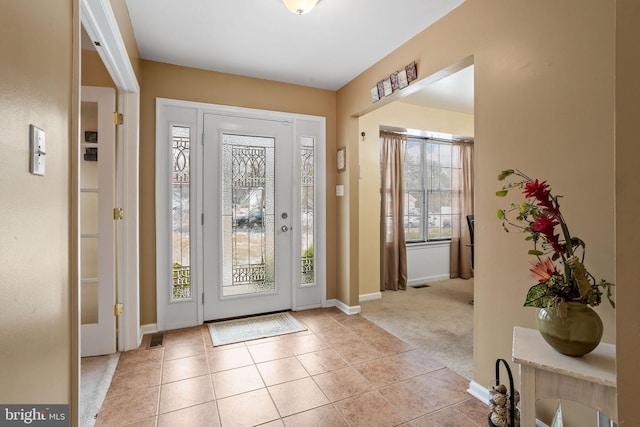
[281,225,289,232]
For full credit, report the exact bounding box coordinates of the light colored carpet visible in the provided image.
[208,311,307,346]
[361,278,474,380]
[80,353,120,427]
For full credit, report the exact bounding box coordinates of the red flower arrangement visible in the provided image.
[496,169,615,308]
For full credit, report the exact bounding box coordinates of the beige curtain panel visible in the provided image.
[450,139,474,279]
[380,131,407,291]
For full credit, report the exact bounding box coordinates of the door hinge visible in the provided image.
[202,292,204,304]
[113,112,124,125]
[114,303,124,316]
[201,213,204,225]
[113,207,124,220]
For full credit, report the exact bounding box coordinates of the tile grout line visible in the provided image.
[99,310,485,426]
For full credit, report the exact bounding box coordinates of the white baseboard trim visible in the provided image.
[327,298,361,315]
[359,292,382,302]
[467,380,490,405]
[140,323,158,336]
[408,274,450,287]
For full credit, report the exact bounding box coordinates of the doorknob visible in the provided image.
[281,225,289,232]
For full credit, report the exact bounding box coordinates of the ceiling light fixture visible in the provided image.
[282,0,319,15]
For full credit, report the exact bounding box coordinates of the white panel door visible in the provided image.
[80,86,116,357]
[203,114,293,320]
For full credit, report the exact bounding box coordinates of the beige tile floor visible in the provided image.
[95,308,488,426]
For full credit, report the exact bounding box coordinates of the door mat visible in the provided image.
[208,312,306,346]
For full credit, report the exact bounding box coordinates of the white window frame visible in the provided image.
[404,135,454,244]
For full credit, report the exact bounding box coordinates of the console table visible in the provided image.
[512,326,617,426]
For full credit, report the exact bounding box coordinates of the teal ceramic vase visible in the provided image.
[536,302,603,357]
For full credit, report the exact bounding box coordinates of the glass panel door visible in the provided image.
[81,101,100,325]
[157,103,325,328]
[203,114,292,320]
[80,86,116,357]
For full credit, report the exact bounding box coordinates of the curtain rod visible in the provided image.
[379,127,473,144]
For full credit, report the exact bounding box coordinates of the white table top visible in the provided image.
[512,326,616,388]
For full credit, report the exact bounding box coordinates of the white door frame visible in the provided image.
[155,98,326,329]
[81,0,140,351]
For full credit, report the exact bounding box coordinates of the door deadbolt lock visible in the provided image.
[281,212,288,219]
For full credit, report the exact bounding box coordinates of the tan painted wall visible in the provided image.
[139,60,337,325]
[0,0,75,404]
[3,0,634,422]
[336,93,359,306]
[358,103,474,296]
[82,50,116,88]
[338,0,623,423]
[615,1,640,424]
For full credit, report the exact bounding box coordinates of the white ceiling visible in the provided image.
[399,64,474,115]
[120,0,473,113]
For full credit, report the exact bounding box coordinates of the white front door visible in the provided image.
[156,99,326,329]
[203,114,294,320]
[80,86,116,357]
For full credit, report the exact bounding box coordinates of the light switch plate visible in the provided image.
[30,124,45,176]
[336,185,344,197]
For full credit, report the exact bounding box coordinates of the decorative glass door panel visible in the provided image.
[222,135,275,297]
[155,102,199,330]
[203,114,292,320]
[300,136,315,285]
[172,125,191,301]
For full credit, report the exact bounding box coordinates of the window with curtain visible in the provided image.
[380,130,407,291]
[403,136,453,243]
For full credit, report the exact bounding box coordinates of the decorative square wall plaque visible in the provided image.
[390,72,399,91]
[377,81,385,99]
[397,69,409,89]
[370,85,380,102]
[406,61,417,82]
[382,78,393,96]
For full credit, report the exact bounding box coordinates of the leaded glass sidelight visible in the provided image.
[300,136,315,285]
[222,134,275,297]
[172,125,191,301]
